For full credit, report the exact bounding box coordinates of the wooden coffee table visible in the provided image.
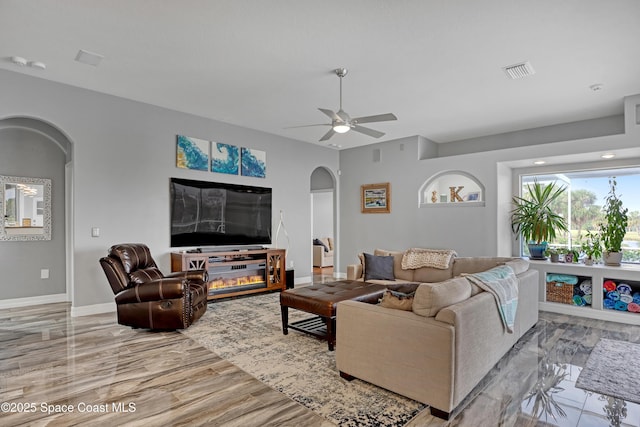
[279,280,386,350]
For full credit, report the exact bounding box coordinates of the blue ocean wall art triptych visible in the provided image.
[176,135,266,178]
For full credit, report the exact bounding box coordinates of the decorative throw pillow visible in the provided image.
[379,289,415,311]
[363,253,395,281]
[313,238,329,252]
[412,277,472,317]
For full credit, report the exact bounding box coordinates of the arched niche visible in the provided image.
[418,170,485,207]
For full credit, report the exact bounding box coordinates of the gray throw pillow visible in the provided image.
[363,253,395,281]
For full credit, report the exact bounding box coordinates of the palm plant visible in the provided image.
[511,180,569,259]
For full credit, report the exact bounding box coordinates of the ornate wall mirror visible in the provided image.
[0,175,52,241]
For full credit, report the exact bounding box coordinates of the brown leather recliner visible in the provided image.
[100,243,209,330]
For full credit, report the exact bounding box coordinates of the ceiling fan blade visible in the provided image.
[283,123,331,129]
[318,108,340,121]
[352,125,385,138]
[352,113,398,124]
[319,128,336,141]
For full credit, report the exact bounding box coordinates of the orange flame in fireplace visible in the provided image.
[209,275,264,290]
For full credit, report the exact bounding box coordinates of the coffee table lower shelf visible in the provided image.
[287,316,330,340]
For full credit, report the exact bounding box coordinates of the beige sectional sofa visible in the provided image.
[336,249,539,419]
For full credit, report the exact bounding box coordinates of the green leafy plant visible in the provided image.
[511,180,568,244]
[599,178,628,253]
[580,230,602,262]
[544,247,560,256]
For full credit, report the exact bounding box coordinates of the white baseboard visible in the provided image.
[334,272,346,279]
[71,302,116,317]
[540,302,640,326]
[295,276,313,285]
[0,293,69,309]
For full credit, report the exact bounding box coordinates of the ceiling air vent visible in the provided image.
[502,61,535,79]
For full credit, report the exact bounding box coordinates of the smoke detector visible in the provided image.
[75,49,104,66]
[502,61,536,79]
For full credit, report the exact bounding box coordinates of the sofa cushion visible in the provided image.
[379,288,415,311]
[412,277,472,317]
[373,249,415,282]
[412,266,455,283]
[452,257,522,276]
[363,253,395,281]
[502,258,529,275]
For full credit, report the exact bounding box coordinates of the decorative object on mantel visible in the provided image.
[510,179,568,260]
[361,182,391,213]
[431,191,438,203]
[241,147,266,178]
[600,178,628,266]
[176,134,209,171]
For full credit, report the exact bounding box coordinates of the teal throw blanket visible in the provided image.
[465,265,519,334]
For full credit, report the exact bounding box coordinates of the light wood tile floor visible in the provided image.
[0,303,332,427]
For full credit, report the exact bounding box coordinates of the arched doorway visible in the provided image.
[0,117,73,306]
[310,167,337,278]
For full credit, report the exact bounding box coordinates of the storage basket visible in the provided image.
[546,281,575,304]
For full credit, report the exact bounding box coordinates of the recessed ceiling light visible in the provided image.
[589,83,604,92]
[601,153,615,159]
[328,143,342,149]
[75,49,104,66]
[533,160,546,165]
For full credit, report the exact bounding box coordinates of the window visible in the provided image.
[518,166,640,264]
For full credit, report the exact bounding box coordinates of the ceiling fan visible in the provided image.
[289,68,398,142]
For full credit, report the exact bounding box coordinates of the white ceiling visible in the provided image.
[1,0,639,150]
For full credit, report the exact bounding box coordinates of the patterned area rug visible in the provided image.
[576,338,640,404]
[182,292,427,426]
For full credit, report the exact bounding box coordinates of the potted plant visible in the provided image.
[564,247,580,264]
[511,180,568,260]
[580,230,602,265]
[545,247,561,263]
[599,178,628,266]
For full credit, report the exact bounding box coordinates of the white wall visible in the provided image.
[0,127,66,299]
[312,191,333,239]
[0,69,339,310]
[338,97,640,273]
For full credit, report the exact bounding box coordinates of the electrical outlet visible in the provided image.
[91,227,100,237]
[40,269,49,279]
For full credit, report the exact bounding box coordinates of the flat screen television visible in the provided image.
[170,177,272,248]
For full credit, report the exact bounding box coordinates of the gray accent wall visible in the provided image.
[0,127,66,298]
[0,69,338,309]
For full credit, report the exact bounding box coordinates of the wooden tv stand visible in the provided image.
[171,248,286,300]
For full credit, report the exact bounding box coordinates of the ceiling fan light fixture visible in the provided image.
[333,124,350,133]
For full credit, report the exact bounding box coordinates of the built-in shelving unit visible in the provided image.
[418,170,485,208]
[528,260,640,325]
[171,248,286,300]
